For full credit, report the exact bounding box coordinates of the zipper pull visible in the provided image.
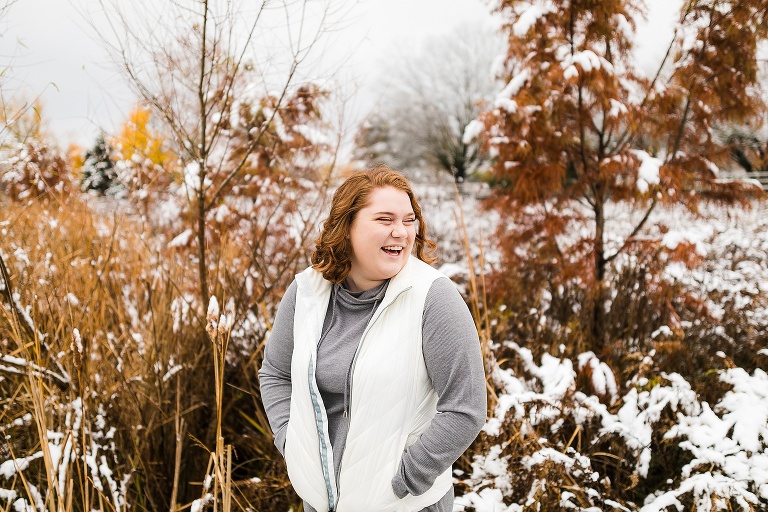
[343,408,348,418]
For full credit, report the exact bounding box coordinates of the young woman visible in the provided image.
[258,166,486,512]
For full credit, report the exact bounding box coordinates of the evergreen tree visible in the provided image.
[82,134,117,193]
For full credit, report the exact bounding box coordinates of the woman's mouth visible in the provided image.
[382,245,403,256]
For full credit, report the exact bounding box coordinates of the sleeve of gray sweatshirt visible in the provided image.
[391,277,488,498]
[257,280,298,456]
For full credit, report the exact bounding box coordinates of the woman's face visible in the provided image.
[346,186,416,292]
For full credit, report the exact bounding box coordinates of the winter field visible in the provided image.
[3,0,768,510]
[0,176,766,512]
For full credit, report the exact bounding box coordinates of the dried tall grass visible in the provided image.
[0,195,298,511]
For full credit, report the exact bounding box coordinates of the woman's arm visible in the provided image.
[391,277,487,497]
[257,280,298,456]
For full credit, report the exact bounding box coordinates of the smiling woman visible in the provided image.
[347,185,416,291]
[258,165,487,512]
[309,167,437,286]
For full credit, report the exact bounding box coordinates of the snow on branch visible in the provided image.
[561,50,615,80]
[630,149,662,193]
[512,1,557,37]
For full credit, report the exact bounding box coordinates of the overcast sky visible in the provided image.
[1,0,679,149]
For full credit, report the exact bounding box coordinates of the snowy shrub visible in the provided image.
[0,226,130,509]
[458,348,768,511]
[643,367,768,511]
[0,139,72,201]
[0,396,129,512]
[430,177,768,511]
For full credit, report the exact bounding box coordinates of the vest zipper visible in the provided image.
[308,353,339,511]
[344,286,411,417]
[306,285,339,512]
[336,285,412,497]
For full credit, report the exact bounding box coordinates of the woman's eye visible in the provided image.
[404,218,416,224]
[377,217,392,223]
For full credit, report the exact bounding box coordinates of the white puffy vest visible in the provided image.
[284,256,453,512]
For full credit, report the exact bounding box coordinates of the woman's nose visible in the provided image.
[391,223,406,238]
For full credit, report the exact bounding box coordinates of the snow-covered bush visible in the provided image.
[0,139,72,200]
[0,395,129,512]
[458,347,768,511]
[0,228,129,510]
[439,181,768,511]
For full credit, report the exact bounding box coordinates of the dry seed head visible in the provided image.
[217,314,229,338]
[71,328,83,354]
[207,296,220,322]
[224,298,235,328]
[206,296,220,340]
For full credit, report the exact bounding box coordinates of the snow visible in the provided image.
[512,1,557,37]
[631,149,662,193]
[482,417,502,436]
[168,229,194,248]
[13,248,29,266]
[0,453,43,479]
[294,124,331,146]
[667,369,768,479]
[493,69,530,112]
[207,296,220,322]
[562,50,614,79]
[661,225,712,255]
[640,473,758,512]
[162,361,184,383]
[462,120,485,144]
[0,489,17,500]
[72,328,83,354]
[499,70,531,101]
[455,487,522,512]
[577,352,618,400]
[651,325,673,339]
[180,162,212,196]
[613,13,635,43]
[262,107,293,143]
[606,500,631,512]
[608,98,628,118]
[191,493,214,512]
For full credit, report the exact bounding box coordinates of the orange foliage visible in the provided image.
[114,106,175,168]
[480,0,768,351]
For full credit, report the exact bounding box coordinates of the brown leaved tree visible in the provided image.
[472,0,768,353]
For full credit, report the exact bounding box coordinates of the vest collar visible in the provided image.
[298,255,417,301]
[379,255,415,306]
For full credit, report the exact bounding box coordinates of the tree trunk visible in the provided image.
[197,184,209,306]
[592,188,607,353]
[197,0,210,307]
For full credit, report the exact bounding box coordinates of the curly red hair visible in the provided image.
[312,165,437,283]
